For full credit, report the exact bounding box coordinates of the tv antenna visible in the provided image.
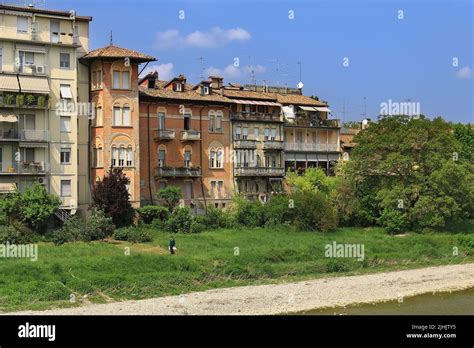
[197,56,205,80]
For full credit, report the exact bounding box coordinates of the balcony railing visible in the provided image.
[291,116,341,128]
[263,140,284,150]
[0,94,49,109]
[234,166,285,177]
[0,162,50,175]
[231,112,282,122]
[180,130,201,141]
[0,129,50,142]
[233,139,257,149]
[284,143,339,152]
[155,167,202,178]
[154,129,176,141]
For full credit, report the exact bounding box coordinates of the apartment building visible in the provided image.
[222,85,285,199]
[138,73,233,211]
[80,44,156,207]
[0,4,91,215]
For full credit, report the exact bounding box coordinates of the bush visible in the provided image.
[232,196,266,227]
[0,224,35,244]
[166,207,194,233]
[113,227,152,243]
[51,209,115,245]
[378,209,409,234]
[137,205,169,224]
[264,195,295,226]
[202,206,234,229]
[291,191,338,232]
[157,186,182,212]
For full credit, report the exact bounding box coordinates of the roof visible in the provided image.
[276,94,327,106]
[340,127,360,135]
[0,4,92,21]
[81,45,156,62]
[222,89,277,101]
[139,87,231,103]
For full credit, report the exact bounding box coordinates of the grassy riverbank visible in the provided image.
[1,222,473,312]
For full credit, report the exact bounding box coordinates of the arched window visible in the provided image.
[209,148,216,168]
[118,146,125,166]
[95,106,103,126]
[111,146,117,167]
[111,61,131,90]
[209,145,224,169]
[216,148,223,168]
[113,104,131,126]
[184,147,192,168]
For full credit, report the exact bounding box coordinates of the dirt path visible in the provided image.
[7,263,474,315]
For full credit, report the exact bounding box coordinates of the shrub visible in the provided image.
[191,215,208,233]
[137,205,169,224]
[202,205,234,229]
[92,168,133,227]
[232,196,266,227]
[291,191,338,232]
[157,186,182,212]
[0,223,35,244]
[113,227,152,243]
[378,209,409,234]
[264,194,295,226]
[167,207,193,233]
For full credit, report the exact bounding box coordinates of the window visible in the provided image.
[126,147,133,166]
[158,112,165,129]
[217,181,223,198]
[122,71,130,89]
[113,71,120,89]
[264,128,270,141]
[17,17,28,33]
[242,127,248,140]
[270,128,277,141]
[60,53,70,69]
[158,149,166,167]
[60,180,71,197]
[60,148,71,164]
[50,20,60,43]
[185,181,193,199]
[184,150,191,168]
[296,131,304,143]
[23,148,35,163]
[216,112,223,131]
[174,83,182,92]
[92,70,102,89]
[95,107,103,126]
[118,147,125,166]
[111,147,117,167]
[60,116,71,132]
[209,147,223,168]
[209,149,216,168]
[203,86,209,95]
[254,127,259,140]
[93,147,103,167]
[20,114,35,130]
[122,107,131,126]
[235,126,241,140]
[24,52,34,65]
[113,107,121,126]
[184,114,190,130]
[209,112,215,132]
[210,181,216,198]
[312,132,317,143]
[60,84,72,99]
[216,149,223,168]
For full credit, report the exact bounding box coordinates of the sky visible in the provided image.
[43,0,473,123]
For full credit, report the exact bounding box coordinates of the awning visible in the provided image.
[15,44,46,54]
[314,106,331,112]
[19,142,48,148]
[0,115,18,122]
[298,106,318,112]
[18,76,50,94]
[282,106,295,119]
[0,183,16,194]
[0,75,20,92]
[60,85,73,99]
[230,99,281,107]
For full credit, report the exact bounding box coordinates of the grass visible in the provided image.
[0,222,473,312]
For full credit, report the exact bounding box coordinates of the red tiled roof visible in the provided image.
[81,45,156,62]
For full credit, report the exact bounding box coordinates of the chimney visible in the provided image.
[148,70,158,89]
[209,76,223,90]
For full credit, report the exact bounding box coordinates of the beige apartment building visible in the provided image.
[0,4,91,217]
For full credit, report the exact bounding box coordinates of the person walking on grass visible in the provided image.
[169,236,176,255]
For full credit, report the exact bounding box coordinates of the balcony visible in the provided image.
[291,116,341,128]
[263,140,284,150]
[180,130,201,141]
[0,162,50,175]
[155,166,201,178]
[0,130,50,142]
[233,139,257,149]
[284,143,339,152]
[231,112,282,123]
[234,166,285,177]
[0,94,49,110]
[154,129,176,141]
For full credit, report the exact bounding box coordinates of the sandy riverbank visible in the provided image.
[7,263,474,315]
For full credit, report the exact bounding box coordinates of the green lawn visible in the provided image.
[0,222,473,312]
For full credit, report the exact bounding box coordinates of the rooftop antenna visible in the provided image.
[361,96,367,119]
[297,61,304,91]
[109,30,113,46]
[197,56,205,80]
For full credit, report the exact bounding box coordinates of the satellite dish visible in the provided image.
[362,119,369,125]
[297,81,304,89]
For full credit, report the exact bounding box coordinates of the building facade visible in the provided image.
[0,4,91,216]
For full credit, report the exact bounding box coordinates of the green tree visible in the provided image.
[286,167,331,194]
[92,168,133,227]
[157,186,182,212]
[343,115,474,232]
[453,123,474,163]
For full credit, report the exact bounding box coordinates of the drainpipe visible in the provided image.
[147,102,154,205]
[199,105,207,214]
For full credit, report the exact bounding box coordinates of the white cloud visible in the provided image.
[154,27,251,50]
[456,66,472,79]
[140,63,175,81]
[204,64,266,80]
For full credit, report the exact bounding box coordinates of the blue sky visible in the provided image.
[49,0,473,123]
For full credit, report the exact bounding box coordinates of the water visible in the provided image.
[301,288,474,315]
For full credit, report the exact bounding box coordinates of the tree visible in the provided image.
[286,167,332,194]
[92,168,133,227]
[453,123,474,163]
[157,186,182,212]
[343,115,474,232]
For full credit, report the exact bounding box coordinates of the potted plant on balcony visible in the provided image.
[16,94,25,107]
[5,94,15,106]
[37,96,45,108]
[25,94,35,106]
